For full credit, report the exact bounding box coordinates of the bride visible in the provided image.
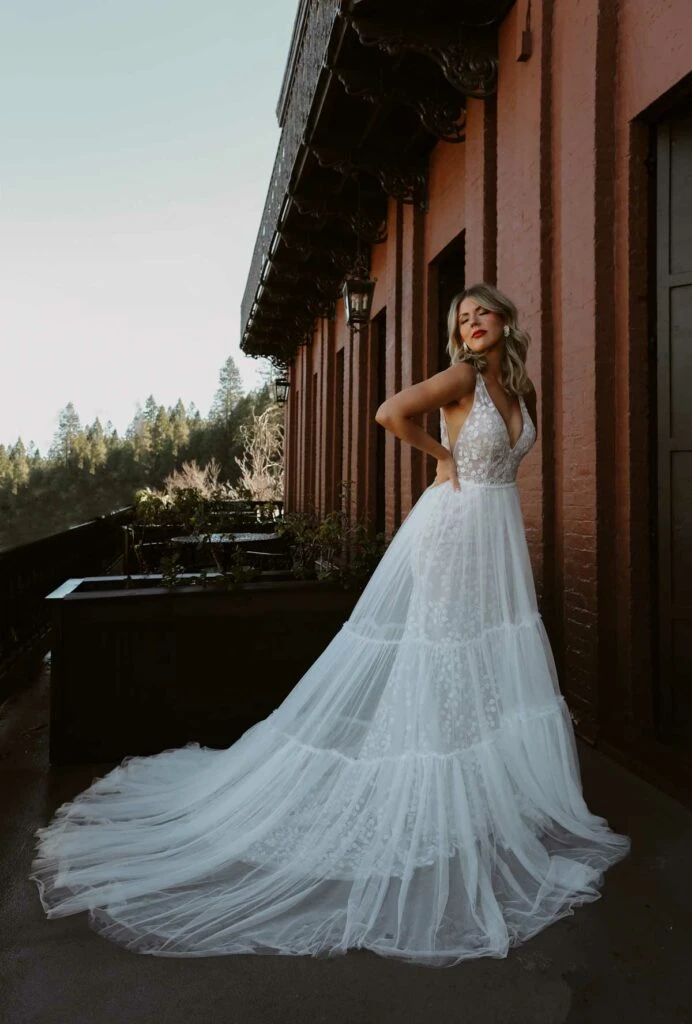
[30,282,631,967]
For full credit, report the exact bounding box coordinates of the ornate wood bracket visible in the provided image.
[346,207,388,244]
[336,68,466,143]
[310,145,428,211]
[266,258,338,288]
[277,232,315,262]
[282,230,358,269]
[257,257,343,325]
[292,193,388,243]
[347,16,498,99]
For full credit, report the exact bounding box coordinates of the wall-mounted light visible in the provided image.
[272,376,290,404]
[342,274,375,330]
[343,176,376,331]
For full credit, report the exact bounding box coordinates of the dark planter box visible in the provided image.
[46,573,360,765]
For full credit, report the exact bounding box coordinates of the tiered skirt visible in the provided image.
[30,479,631,965]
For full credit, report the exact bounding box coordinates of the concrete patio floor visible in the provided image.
[1,661,691,1024]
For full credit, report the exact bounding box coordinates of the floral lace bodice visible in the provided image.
[439,371,536,485]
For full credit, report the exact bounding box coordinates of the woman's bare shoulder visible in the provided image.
[377,361,475,421]
[438,362,476,411]
[434,361,476,395]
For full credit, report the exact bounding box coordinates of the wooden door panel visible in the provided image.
[657,112,692,747]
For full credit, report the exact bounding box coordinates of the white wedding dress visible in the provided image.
[30,369,631,966]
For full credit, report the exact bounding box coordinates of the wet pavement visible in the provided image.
[1,662,691,1024]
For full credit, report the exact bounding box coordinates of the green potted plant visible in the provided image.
[275,506,388,590]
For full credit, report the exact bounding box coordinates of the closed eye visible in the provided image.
[459,307,489,324]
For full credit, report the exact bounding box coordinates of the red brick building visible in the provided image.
[241,1,692,805]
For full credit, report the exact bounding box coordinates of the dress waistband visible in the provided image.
[457,479,517,489]
[427,479,517,492]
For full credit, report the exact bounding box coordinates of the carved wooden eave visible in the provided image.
[335,68,468,143]
[310,145,429,211]
[241,0,516,368]
[346,15,498,99]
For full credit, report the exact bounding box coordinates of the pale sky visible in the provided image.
[0,0,298,455]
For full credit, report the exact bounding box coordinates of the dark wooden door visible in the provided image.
[656,107,692,747]
[428,236,466,460]
[436,238,466,373]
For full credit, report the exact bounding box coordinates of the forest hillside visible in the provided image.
[0,356,279,551]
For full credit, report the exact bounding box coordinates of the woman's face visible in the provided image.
[456,297,505,355]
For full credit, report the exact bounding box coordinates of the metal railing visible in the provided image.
[0,507,132,703]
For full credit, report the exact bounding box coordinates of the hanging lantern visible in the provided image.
[272,376,290,404]
[342,274,376,330]
[343,176,376,330]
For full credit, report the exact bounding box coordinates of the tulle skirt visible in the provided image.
[30,479,631,966]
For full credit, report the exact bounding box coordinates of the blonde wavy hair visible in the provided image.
[445,282,532,396]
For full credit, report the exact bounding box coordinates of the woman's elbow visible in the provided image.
[375,403,391,426]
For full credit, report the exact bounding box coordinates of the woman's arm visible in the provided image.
[375,363,475,493]
[375,362,475,462]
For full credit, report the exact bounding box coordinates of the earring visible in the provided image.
[503,325,510,337]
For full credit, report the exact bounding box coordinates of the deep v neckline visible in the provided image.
[477,373,525,452]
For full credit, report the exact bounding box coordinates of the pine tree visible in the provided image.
[187,401,202,425]
[9,438,30,493]
[127,400,155,466]
[86,418,108,473]
[27,441,42,467]
[50,403,81,465]
[151,405,171,451]
[104,421,119,450]
[170,399,190,455]
[209,356,244,424]
[142,394,159,424]
[0,444,11,488]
